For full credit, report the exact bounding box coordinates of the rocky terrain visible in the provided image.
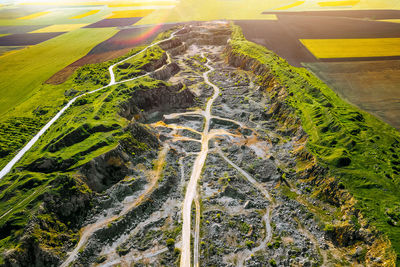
[58,22,391,266]
[1,22,398,266]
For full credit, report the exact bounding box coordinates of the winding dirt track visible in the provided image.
[193,196,201,267]
[174,52,274,267]
[60,144,170,267]
[217,147,274,267]
[180,55,220,267]
[0,30,179,180]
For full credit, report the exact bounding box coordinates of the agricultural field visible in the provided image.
[236,10,400,129]
[30,24,89,33]
[300,38,400,58]
[304,60,400,129]
[0,27,118,116]
[107,9,155,19]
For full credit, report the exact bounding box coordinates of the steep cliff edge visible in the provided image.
[225,24,400,265]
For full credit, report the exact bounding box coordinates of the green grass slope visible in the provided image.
[0,35,169,263]
[229,24,400,262]
[0,32,165,170]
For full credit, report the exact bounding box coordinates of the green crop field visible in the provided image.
[0,8,108,26]
[0,27,118,117]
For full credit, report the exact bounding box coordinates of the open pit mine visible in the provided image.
[0,22,398,267]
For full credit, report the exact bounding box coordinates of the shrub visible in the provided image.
[245,240,255,249]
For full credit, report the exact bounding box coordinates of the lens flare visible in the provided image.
[112,10,172,46]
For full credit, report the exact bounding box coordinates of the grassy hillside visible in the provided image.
[0,35,168,263]
[0,39,168,170]
[0,30,165,171]
[229,24,400,262]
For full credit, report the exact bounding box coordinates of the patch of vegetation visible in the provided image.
[245,239,255,248]
[115,45,166,82]
[166,238,175,250]
[386,204,400,227]
[229,23,400,262]
[185,56,208,72]
[240,222,251,234]
[163,220,182,240]
[0,117,46,160]
[191,54,207,63]
[74,63,110,86]
[280,185,297,200]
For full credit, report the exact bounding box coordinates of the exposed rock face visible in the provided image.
[168,43,188,56]
[74,152,180,266]
[43,175,92,224]
[225,45,301,135]
[79,145,133,192]
[225,46,270,75]
[4,175,92,267]
[159,24,231,56]
[26,156,77,173]
[4,238,61,267]
[176,26,231,46]
[119,83,195,121]
[150,62,181,80]
[79,123,159,192]
[159,38,183,51]
[142,52,168,72]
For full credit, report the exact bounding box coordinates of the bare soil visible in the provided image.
[305,60,400,129]
[0,32,64,46]
[236,16,400,66]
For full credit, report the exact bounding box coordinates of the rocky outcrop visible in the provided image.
[142,53,168,72]
[79,123,159,192]
[119,83,195,121]
[43,175,92,224]
[73,151,180,266]
[3,174,92,267]
[79,145,132,192]
[150,62,181,81]
[175,26,231,46]
[26,156,77,173]
[225,45,302,137]
[4,238,61,267]
[159,38,183,51]
[168,43,188,56]
[225,46,270,76]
